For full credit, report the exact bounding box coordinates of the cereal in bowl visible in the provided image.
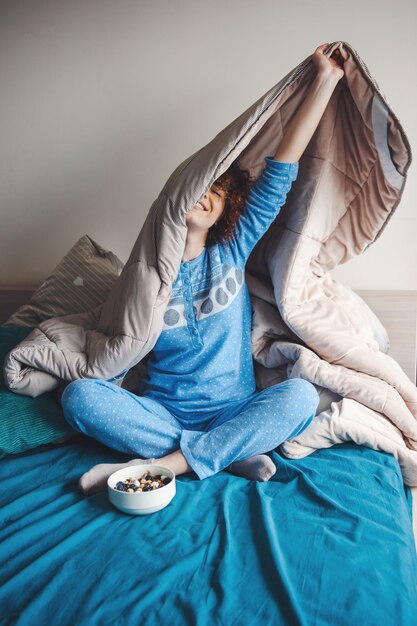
[114,471,172,493]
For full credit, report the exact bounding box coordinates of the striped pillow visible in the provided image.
[4,235,124,326]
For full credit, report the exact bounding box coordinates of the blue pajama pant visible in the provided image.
[60,377,319,480]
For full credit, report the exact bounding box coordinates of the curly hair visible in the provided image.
[205,160,251,247]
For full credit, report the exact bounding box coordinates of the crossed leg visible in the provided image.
[61,377,319,493]
[61,380,280,493]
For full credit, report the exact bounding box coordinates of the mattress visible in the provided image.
[1,435,416,625]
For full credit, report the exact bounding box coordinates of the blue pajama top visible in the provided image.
[137,157,299,421]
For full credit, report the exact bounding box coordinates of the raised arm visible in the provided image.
[274,42,347,163]
[226,42,347,266]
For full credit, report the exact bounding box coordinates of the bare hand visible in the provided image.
[311,43,348,81]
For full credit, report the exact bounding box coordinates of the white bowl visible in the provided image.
[107,464,176,515]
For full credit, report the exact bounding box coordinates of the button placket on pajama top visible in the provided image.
[182,262,203,350]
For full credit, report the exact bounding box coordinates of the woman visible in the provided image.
[61,43,348,494]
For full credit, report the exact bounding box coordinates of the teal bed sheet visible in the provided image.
[1,434,417,625]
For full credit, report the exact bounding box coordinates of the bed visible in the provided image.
[1,404,416,625]
[1,310,417,625]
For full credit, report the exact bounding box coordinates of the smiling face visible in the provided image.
[186,183,227,231]
[184,161,250,247]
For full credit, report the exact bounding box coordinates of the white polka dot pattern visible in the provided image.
[60,377,320,479]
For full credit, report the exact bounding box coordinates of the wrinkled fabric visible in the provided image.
[0,438,416,625]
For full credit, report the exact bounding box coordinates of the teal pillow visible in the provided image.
[0,326,78,459]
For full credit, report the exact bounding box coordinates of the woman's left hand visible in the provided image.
[311,43,348,81]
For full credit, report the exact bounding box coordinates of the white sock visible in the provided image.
[79,453,277,493]
[78,458,155,495]
[226,454,276,482]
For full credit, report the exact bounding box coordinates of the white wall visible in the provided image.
[1,0,416,289]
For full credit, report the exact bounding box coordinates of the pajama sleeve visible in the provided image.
[226,156,299,266]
